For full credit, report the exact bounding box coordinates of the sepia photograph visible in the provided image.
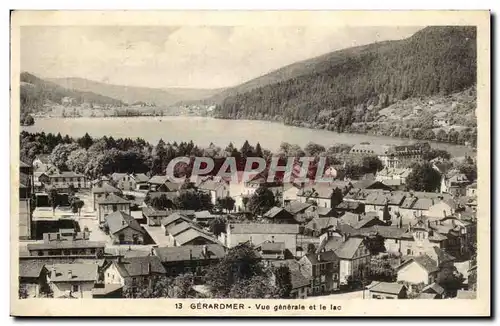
[10,10,490,317]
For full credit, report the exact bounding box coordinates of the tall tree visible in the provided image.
[247,186,276,216]
[406,162,442,192]
[273,265,292,298]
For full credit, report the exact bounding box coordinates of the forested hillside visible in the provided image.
[214,26,477,145]
[20,72,125,113]
[49,77,224,107]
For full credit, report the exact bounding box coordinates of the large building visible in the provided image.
[349,143,425,168]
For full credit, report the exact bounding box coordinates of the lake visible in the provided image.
[22,116,474,157]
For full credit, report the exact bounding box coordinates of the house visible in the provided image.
[350,143,423,169]
[440,171,470,196]
[269,259,311,299]
[148,175,181,192]
[103,256,167,291]
[38,171,87,191]
[340,212,386,229]
[396,255,440,285]
[304,216,339,237]
[197,179,230,205]
[96,193,131,223]
[426,199,460,218]
[45,263,99,298]
[363,191,406,224]
[399,219,448,256]
[282,184,301,205]
[111,173,150,191]
[161,212,193,230]
[427,216,475,258]
[284,201,313,216]
[367,282,407,299]
[299,251,340,295]
[193,210,220,226]
[142,206,169,226]
[318,235,371,284]
[153,244,226,279]
[91,183,122,211]
[263,206,297,224]
[92,283,124,298]
[351,180,393,191]
[466,182,477,197]
[335,201,365,215]
[375,167,412,184]
[171,227,221,247]
[104,211,146,245]
[219,223,299,255]
[420,282,445,299]
[26,239,105,257]
[19,260,48,298]
[43,229,90,242]
[458,196,478,212]
[296,184,339,209]
[256,241,289,260]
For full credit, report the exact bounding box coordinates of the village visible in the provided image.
[18,140,478,300]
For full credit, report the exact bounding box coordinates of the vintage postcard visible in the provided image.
[10,10,490,317]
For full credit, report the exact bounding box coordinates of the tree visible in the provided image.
[437,266,466,298]
[216,196,235,213]
[307,243,316,254]
[241,196,249,211]
[362,156,383,174]
[174,190,213,211]
[47,187,59,213]
[150,194,175,210]
[247,186,276,216]
[254,142,264,157]
[49,143,80,171]
[422,149,451,161]
[71,198,84,216]
[67,149,89,174]
[77,133,94,149]
[209,217,227,237]
[204,242,267,297]
[364,234,387,256]
[228,275,278,299]
[124,275,174,298]
[173,273,194,298]
[304,142,326,157]
[406,162,441,192]
[273,265,292,298]
[457,163,477,182]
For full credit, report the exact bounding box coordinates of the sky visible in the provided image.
[21,25,423,89]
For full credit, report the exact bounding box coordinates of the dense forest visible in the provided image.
[20,72,125,114]
[214,26,477,145]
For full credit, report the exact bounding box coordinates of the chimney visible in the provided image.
[151,247,155,256]
[56,233,61,241]
[358,214,363,222]
[67,270,73,279]
[317,254,321,262]
[122,219,126,226]
[50,267,56,279]
[202,245,208,257]
[117,255,122,264]
[443,210,447,218]
[72,233,76,240]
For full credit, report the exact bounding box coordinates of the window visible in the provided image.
[112,204,118,212]
[395,239,398,244]
[407,249,412,255]
[37,251,44,256]
[71,285,79,293]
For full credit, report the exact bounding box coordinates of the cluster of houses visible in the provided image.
[19,145,478,300]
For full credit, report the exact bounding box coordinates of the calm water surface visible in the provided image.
[23,117,474,157]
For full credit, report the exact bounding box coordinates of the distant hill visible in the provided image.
[213,26,477,133]
[20,72,124,113]
[48,77,224,107]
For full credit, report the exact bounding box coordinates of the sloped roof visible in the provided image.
[333,238,365,259]
[148,175,170,185]
[167,221,193,236]
[297,184,334,199]
[115,256,166,277]
[426,246,456,265]
[397,255,439,274]
[421,282,445,295]
[161,212,192,227]
[19,260,45,278]
[368,281,406,295]
[175,228,219,246]
[305,216,339,232]
[154,244,226,262]
[97,193,130,205]
[105,211,144,235]
[264,206,293,219]
[131,173,149,183]
[142,206,169,217]
[336,201,363,210]
[364,191,405,206]
[229,223,299,234]
[92,183,121,194]
[270,259,311,289]
[284,201,312,215]
[27,240,105,251]
[46,263,98,282]
[111,172,127,181]
[198,179,226,191]
[258,241,286,252]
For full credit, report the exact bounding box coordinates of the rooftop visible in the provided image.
[228,223,299,235]
[114,256,166,277]
[47,263,98,282]
[105,211,144,235]
[97,193,130,205]
[367,281,406,295]
[27,240,105,251]
[154,244,226,262]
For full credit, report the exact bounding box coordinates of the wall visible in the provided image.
[384,238,402,254]
[113,227,144,245]
[397,262,431,285]
[427,202,454,218]
[400,238,443,256]
[98,203,131,223]
[339,260,352,284]
[370,291,398,299]
[51,281,95,298]
[227,232,297,255]
[104,263,125,286]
